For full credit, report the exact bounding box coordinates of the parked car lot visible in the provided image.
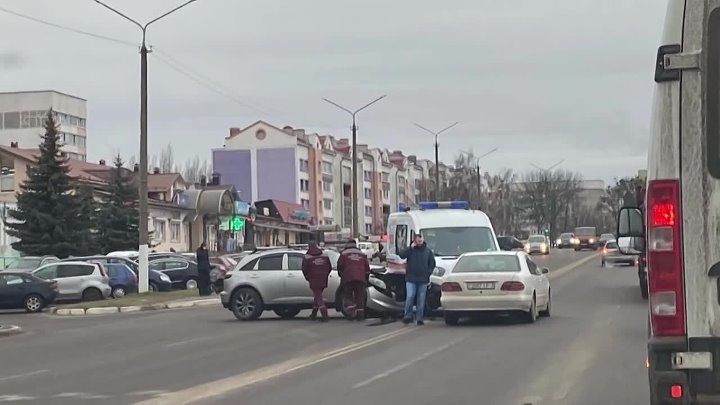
[29,261,111,301]
[61,255,173,292]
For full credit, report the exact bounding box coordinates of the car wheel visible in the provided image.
[111,286,127,298]
[274,307,301,319]
[231,288,264,321]
[149,282,159,292]
[24,294,44,313]
[82,288,103,302]
[539,290,551,317]
[524,296,538,323]
[444,312,460,326]
[185,278,198,290]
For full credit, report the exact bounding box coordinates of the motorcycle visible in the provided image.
[365,266,442,320]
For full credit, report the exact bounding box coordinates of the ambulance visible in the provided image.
[616,1,720,402]
[385,200,500,283]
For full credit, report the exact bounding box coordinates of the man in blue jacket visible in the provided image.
[399,233,436,325]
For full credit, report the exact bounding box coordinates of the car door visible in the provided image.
[251,254,286,304]
[0,274,26,307]
[283,253,313,303]
[33,264,62,296]
[55,264,93,300]
[161,260,190,285]
[524,256,548,305]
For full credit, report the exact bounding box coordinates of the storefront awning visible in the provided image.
[253,222,312,233]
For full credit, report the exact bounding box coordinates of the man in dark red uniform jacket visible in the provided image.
[302,242,332,322]
[337,240,371,320]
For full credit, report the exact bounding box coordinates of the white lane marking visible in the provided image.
[352,337,464,390]
[128,390,170,397]
[54,392,111,399]
[0,369,49,382]
[0,395,36,402]
[164,337,207,348]
[134,327,414,405]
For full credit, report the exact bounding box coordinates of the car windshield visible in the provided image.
[601,233,614,239]
[452,255,521,273]
[560,233,573,238]
[528,236,546,243]
[420,227,496,257]
[6,258,41,269]
[574,228,595,236]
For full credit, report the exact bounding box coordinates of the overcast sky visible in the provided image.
[0,0,666,183]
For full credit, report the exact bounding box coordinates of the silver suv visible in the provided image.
[30,261,111,301]
[220,248,346,320]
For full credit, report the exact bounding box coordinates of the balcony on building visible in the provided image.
[322,161,333,181]
[342,184,352,229]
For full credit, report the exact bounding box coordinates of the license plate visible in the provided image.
[467,282,495,290]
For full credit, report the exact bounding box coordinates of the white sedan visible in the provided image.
[440,251,551,325]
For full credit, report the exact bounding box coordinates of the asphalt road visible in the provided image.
[0,249,649,405]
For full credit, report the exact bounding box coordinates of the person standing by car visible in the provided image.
[337,239,371,321]
[302,242,332,322]
[196,243,212,296]
[399,233,436,325]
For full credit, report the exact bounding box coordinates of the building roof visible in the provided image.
[259,199,309,225]
[0,145,114,182]
[0,90,87,102]
[148,173,185,192]
[226,120,294,141]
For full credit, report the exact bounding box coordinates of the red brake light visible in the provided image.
[646,179,685,337]
[441,282,462,292]
[501,281,525,291]
[670,384,682,399]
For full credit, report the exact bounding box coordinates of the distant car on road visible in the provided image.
[599,233,615,247]
[573,227,598,251]
[440,251,551,325]
[525,235,550,255]
[556,233,578,249]
[0,271,58,312]
[30,262,111,301]
[601,240,637,267]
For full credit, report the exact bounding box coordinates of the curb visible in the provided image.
[49,298,219,317]
[0,324,23,337]
[548,253,600,280]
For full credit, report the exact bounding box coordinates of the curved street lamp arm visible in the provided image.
[145,0,198,29]
[413,122,438,137]
[94,0,143,31]
[322,98,354,116]
[436,121,460,136]
[355,95,387,115]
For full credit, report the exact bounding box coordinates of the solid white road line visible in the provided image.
[547,253,600,280]
[352,337,464,390]
[0,369,49,382]
[134,327,415,405]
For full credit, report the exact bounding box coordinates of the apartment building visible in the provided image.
[212,120,441,236]
[0,91,88,161]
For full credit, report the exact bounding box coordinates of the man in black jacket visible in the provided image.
[398,233,436,325]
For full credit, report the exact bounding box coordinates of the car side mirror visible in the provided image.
[541,267,549,274]
[617,236,645,255]
[433,267,446,277]
[617,206,644,237]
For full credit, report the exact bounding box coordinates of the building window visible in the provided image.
[62,133,86,146]
[183,223,189,244]
[21,110,46,128]
[153,219,166,242]
[324,217,333,225]
[363,170,372,181]
[364,188,372,199]
[322,161,333,174]
[322,181,332,192]
[0,172,14,192]
[3,112,20,129]
[382,173,389,182]
[299,159,309,172]
[301,199,310,209]
[170,221,181,242]
[300,179,309,192]
[365,224,372,234]
[383,189,390,199]
[323,199,332,210]
[365,206,373,217]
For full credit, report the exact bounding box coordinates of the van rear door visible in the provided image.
[677,0,720,397]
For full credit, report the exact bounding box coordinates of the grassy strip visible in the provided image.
[55,289,202,309]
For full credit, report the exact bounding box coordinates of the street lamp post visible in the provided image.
[323,96,387,238]
[95,0,198,293]
[461,148,498,208]
[413,122,459,200]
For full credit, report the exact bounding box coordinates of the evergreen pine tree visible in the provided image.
[72,184,101,255]
[96,155,139,253]
[5,111,81,258]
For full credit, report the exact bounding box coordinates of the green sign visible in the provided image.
[230,216,245,231]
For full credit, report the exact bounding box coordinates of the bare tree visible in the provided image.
[516,169,582,237]
[182,155,211,184]
[483,169,517,235]
[126,155,137,170]
[158,144,175,173]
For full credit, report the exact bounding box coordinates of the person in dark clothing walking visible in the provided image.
[196,243,212,296]
[399,233,436,325]
[337,240,371,321]
[302,242,332,322]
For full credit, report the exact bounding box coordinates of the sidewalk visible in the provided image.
[49,290,220,316]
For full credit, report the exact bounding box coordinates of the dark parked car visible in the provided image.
[105,263,138,298]
[149,258,200,289]
[497,236,525,251]
[0,272,58,312]
[62,256,173,292]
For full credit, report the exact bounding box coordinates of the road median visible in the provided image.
[49,290,219,316]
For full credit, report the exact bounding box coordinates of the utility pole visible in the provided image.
[413,122,459,200]
[95,0,197,293]
[460,147,498,209]
[323,96,386,238]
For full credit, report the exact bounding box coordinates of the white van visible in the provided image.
[386,201,499,284]
[617,1,720,402]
